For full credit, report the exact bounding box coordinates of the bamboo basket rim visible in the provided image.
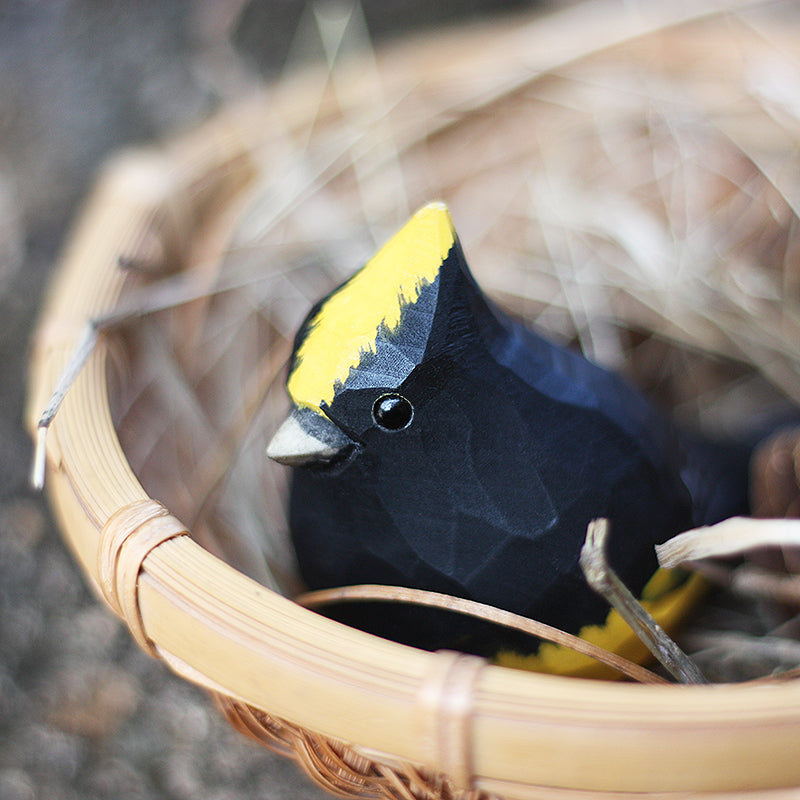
[26,2,800,797]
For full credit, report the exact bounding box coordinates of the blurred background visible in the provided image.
[0,2,539,799]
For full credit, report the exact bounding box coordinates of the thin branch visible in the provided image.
[580,518,707,684]
[30,264,276,490]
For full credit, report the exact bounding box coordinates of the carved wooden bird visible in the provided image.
[268,202,751,673]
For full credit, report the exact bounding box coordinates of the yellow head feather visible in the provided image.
[288,202,456,413]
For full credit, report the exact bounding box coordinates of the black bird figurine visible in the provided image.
[268,202,751,674]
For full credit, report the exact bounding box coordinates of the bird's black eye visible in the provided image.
[372,394,414,431]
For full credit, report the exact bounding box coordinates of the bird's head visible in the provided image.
[267,202,499,467]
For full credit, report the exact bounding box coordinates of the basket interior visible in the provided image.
[108,14,800,681]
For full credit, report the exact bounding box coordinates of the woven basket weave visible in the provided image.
[27,2,800,797]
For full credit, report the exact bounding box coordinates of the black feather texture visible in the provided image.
[280,212,751,660]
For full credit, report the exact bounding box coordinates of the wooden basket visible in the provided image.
[26,2,800,797]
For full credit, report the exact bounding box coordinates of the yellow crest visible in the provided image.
[288,202,456,413]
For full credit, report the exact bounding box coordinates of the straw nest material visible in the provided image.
[26,1,800,797]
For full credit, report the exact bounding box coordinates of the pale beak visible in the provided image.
[267,405,353,466]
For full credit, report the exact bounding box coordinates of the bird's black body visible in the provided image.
[274,204,751,662]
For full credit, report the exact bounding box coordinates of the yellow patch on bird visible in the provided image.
[287,203,456,412]
[496,569,706,679]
